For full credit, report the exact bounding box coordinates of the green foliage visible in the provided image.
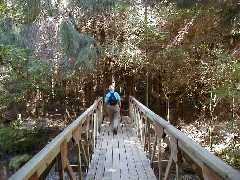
[0,3,7,17]
[0,123,48,154]
[175,0,211,9]
[0,2,18,20]
[75,0,121,14]
[9,154,31,171]
[0,45,28,106]
[0,1,55,119]
[0,44,51,118]
[13,0,41,24]
[59,19,103,69]
[213,119,240,168]
[218,1,240,35]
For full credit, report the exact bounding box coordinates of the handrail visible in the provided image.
[129,96,240,180]
[9,97,103,180]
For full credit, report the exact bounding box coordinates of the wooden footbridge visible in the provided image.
[9,97,240,180]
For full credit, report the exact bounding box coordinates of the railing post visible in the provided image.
[139,112,144,142]
[136,108,140,137]
[154,122,164,180]
[73,125,83,180]
[129,97,133,119]
[143,114,147,151]
[93,110,98,149]
[98,102,103,131]
[130,97,135,122]
[58,140,76,180]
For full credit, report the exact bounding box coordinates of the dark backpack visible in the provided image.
[108,92,118,105]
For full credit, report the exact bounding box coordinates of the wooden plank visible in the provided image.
[86,116,156,180]
[112,153,121,180]
[135,162,148,179]
[104,146,113,179]
[94,150,106,179]
[119,161,130,180]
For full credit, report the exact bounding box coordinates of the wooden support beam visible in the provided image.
[60,140,76,180]
[170,137,178,163]
[77,143,82,180]
[150,134,157,166]
[66,161,75,180]
[164,154,174,180]
[70,164,87,172]
[72,125,83,179]
[29,172,38,180]
[176,155,183,180]
[61,140,68,169]
[72,125,82,143]
[154,122,164,139]
[152,160,169,169]
[153,121,164,179]
[158,139,163,180]
[182,151,203,179]
[80,140,89,169]
[203,164,222,180]
[86,115,90,164]
[39,158,56,180]
[57,153,64,180]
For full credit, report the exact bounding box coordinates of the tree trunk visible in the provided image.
[146,72,149,107]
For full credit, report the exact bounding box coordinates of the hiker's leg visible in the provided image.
[113,105,120,130]
[107,105,115,130]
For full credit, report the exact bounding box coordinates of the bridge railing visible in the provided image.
[129,96,240,180]
[9,97,103,180]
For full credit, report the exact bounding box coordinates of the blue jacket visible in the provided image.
[105,91,120,104]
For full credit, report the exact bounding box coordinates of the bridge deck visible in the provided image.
[86,116,156,180]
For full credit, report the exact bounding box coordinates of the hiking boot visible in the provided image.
[113,128,117,135]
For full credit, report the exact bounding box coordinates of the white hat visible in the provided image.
[109,85,114,92]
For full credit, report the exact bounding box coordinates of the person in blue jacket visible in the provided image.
[105,85,121,135]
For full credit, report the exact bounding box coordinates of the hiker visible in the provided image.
[105,85,121,135]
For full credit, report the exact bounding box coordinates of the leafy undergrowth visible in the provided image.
[0,119,61,172]
[179,118,240,170]
[0,125,46,155]
[0,122,60,155]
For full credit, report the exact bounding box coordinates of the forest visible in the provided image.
[0,0,239,177]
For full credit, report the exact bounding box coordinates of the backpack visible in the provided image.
[108,92,118,105]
